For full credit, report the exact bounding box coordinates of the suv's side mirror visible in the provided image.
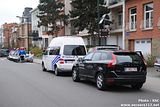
[42,50,47,55]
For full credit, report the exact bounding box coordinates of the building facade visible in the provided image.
[65,0,125,48]
[31,8,43,49]
[105,0,125,49]
[17,7,32,50]
[2,23,18,49]
[125,0,160,56]
[0,27,3,48]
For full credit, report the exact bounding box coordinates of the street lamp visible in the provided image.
[16,16,30,53]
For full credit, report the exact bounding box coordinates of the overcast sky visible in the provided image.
[0,0,39,26]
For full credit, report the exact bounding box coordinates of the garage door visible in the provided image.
[134,39,151,55]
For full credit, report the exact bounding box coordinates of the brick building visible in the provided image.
[125,0,160,57]
[2,23,17,49]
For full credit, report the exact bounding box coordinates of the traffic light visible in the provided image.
[99,14,112,25]
[99,14,112,37]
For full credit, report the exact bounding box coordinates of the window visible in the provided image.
[92,53,101,61]
[115,53,144,64]
[84,53,94,61]
[129,8,137,31]
[136,41,140,44]
[63,45,86,56]
[101,53,112,60]
[49,47,60,55]
[141,41,145,43]
[43,50,49,55]
[118,12,122,28]
[147,40,151,43]
[144,3,153,29]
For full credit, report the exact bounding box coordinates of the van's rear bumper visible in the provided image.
[58,63,73,72]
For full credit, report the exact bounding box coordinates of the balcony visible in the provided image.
[110,21,123,33]
[108,0,123,9]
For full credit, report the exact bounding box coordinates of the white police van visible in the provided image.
[42,36,87,76]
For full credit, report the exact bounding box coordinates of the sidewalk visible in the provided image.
[147,67,160,78]
[33,58,42,64]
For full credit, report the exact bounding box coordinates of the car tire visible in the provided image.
[96,73,106,90]
[55,67,60,76]
[42,62,47,71]
[131,83,143,90]
[16,59,20,63]
[72,67,80,82]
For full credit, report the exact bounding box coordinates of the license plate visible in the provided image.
[125,68,137,72]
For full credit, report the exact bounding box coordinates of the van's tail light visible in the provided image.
[59,58,64,64]
[106,54,116,68]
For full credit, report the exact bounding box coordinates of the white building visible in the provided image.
[31,8,50,49]
[106,0,125,49]
[66,0,125,48]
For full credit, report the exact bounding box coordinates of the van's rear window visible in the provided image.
[63,45,86,56]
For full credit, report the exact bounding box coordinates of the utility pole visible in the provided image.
[27,17,29,53]
[6,29,10,49]
[97,0,100,46]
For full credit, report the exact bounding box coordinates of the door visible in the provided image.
[47,47,60,71]
[79,53,94,76]
[42,49,49,69]
[134,39,151,56]
[86,52,101,78]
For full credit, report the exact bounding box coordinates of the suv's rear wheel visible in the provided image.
[72,67,80,82]
[131,83,143,90]
[42,62,47,71]
[96,73,106,90]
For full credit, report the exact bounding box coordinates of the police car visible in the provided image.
[42,36,87,76]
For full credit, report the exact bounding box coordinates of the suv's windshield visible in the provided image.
[114,53,144,64]
[63,45,86,56]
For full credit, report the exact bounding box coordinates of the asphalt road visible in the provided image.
[0,58,160,107]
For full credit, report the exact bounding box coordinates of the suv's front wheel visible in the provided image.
[96,73,106,90]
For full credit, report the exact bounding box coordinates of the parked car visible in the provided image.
[7,50,16,61]
[42,36,87,76]
[7,50,20,62]
[0,49,9,57]
[154,58,160,72]
[72,50,147,90]
[88,45,120,53]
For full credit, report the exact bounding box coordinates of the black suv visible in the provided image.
[72,50,147,90]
